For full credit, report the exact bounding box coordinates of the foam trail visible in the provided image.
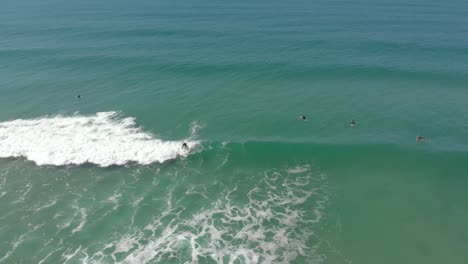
[113,165,330,264]
[71,208,87,234]
[0,112,200,167]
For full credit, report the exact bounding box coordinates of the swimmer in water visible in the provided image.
[350,120,356,126]
[300,115,306,120]
[77,95,81,99]
[416,135,425,141]
[182,142,189,150]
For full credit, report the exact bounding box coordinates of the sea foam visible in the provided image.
[0,112,199,167]
[114,165,329,264]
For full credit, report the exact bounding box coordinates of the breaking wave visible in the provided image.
[0,112,200,167]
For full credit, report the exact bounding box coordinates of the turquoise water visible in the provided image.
[1,0,468,263]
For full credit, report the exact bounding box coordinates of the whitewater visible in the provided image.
[0,112,199,167]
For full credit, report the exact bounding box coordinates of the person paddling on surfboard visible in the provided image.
[350,119,356,126]
[416,135,425,142]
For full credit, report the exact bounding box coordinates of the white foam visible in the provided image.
[38,247,62,264]
[287,165,310,174]
[33,199,57,214]
[62,246,82,264]
[21,183,32,200]
[132,197,144,207]
[189,121,204,137]
[72,208,87,234]
[108,191,122,210]
[0,112,200,167]
[108,165,330,264]
[114,236,139,255]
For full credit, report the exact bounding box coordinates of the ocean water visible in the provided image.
[1,0,468,263]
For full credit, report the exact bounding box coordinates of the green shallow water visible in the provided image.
[1,0,468,263]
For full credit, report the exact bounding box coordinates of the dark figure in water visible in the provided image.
[299,115,306,120]
[350,120,356,126]
[77,95,81,99]
[416,135,425,141]
[182,143,189,150]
